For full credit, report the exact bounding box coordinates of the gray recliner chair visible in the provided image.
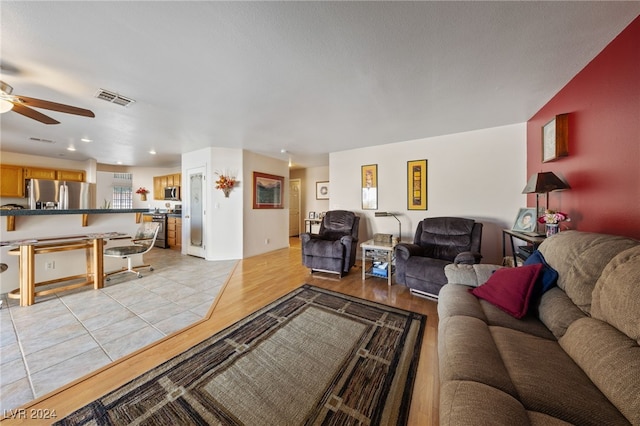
[300,210,360,277]
[395,217,482,299]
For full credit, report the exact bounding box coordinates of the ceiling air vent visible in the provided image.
[29,137,56,144]
[94,89,135,107]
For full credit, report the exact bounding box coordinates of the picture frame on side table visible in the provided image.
[542,113,569,162]
[361,164,378,210]
[253,172,284,209]
[512,208,537,233]
[316,181,329,200]
[407,159,428,210]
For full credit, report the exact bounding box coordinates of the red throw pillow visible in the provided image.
[470,263,543,318]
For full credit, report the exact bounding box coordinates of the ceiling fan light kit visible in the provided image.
[1,80,96,124]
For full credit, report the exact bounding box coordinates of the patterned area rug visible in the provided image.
[56,285,425,426]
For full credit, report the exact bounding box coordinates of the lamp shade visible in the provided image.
[522,172,570,194]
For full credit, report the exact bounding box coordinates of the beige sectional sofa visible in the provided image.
[438,231,640,425]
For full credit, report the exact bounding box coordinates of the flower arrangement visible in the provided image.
[538,210,570,224]
[135,187,149,195]
[215,172,237,197]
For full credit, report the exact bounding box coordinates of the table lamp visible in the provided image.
[522,172,571,231]
[374,212,401,240]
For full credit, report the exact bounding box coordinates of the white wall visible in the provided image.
[182,147,244,261]
[330,123,528,264]
[243,151,290,258]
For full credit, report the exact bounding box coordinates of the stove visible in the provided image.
[151,214,168,248]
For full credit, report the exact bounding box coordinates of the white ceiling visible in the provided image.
[1,2,638,169]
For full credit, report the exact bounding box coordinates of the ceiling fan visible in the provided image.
[0,80,95,125]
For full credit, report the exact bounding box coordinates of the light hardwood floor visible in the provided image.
[3,238,439,425]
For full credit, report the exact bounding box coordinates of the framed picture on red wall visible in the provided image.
[542,113,569,162]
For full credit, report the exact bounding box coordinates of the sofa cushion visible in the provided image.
[560,317,640,425]
[524,250,558,294]
[439,381,530,426]
[438,316,518,397]
[591,245,640,343]
[471,264,543,319]
[492,326,630,426]
[538,231,638,315]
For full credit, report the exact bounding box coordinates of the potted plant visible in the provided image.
[538,210,570,237]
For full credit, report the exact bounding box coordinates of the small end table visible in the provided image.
[361,239,398,286]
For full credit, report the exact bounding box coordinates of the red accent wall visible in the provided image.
[527,16,640,240]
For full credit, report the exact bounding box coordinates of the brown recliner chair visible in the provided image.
[395,217,482,299]
[300,210,360,277]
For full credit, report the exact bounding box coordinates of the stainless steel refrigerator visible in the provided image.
[28,179,93,210]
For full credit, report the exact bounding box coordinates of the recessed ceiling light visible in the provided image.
[67,146,76,151]
[117,161,123,165]
[149,150,156,155]
[81,138,92,143]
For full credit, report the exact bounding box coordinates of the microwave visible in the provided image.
[164,186,180,200]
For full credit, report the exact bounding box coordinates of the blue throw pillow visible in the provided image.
[524,250,558,294]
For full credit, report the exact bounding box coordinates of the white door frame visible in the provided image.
[185,167,206,258]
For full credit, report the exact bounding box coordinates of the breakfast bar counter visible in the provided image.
[0,208,148,231]
[3,232,127,306]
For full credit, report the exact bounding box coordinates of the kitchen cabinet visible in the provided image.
[24,167,57,180]
[153,173,181,200]
[23,166,85,183]
[0,165,25,197]
[56,169,86,182]
[167,216,182,250]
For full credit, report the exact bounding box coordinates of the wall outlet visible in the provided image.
[45,261,55,270]
[265,238,270,244]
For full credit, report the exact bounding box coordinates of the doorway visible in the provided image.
[186,167,206,258]
[289,179,301,236]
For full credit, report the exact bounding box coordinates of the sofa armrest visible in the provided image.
[454,251,482,264]
[394,243,424,260]
[445,263,503,287]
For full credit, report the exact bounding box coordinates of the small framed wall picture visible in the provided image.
[316,181,329,200]
[407,159,428,210]
[542,113,569,163]
[361,164,378,210]
[253,172,284,209]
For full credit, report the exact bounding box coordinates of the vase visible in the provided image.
[139,193,147,201]
[222,188,231,198]
[545,223,559,237]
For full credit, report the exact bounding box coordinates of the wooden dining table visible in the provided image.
[2,232,127,306]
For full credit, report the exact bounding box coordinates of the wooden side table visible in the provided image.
[502,229,546,266]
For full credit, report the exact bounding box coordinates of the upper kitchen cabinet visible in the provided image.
[24,167,85,182]
[153,173,181,200]
[0,165,25,197]
[56,169,86,182]
[24,167,56,180]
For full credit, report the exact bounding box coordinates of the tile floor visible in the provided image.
[0,248,236,412]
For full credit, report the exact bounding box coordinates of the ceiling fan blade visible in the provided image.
[11,102,60,124]
[15,96,95,118]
